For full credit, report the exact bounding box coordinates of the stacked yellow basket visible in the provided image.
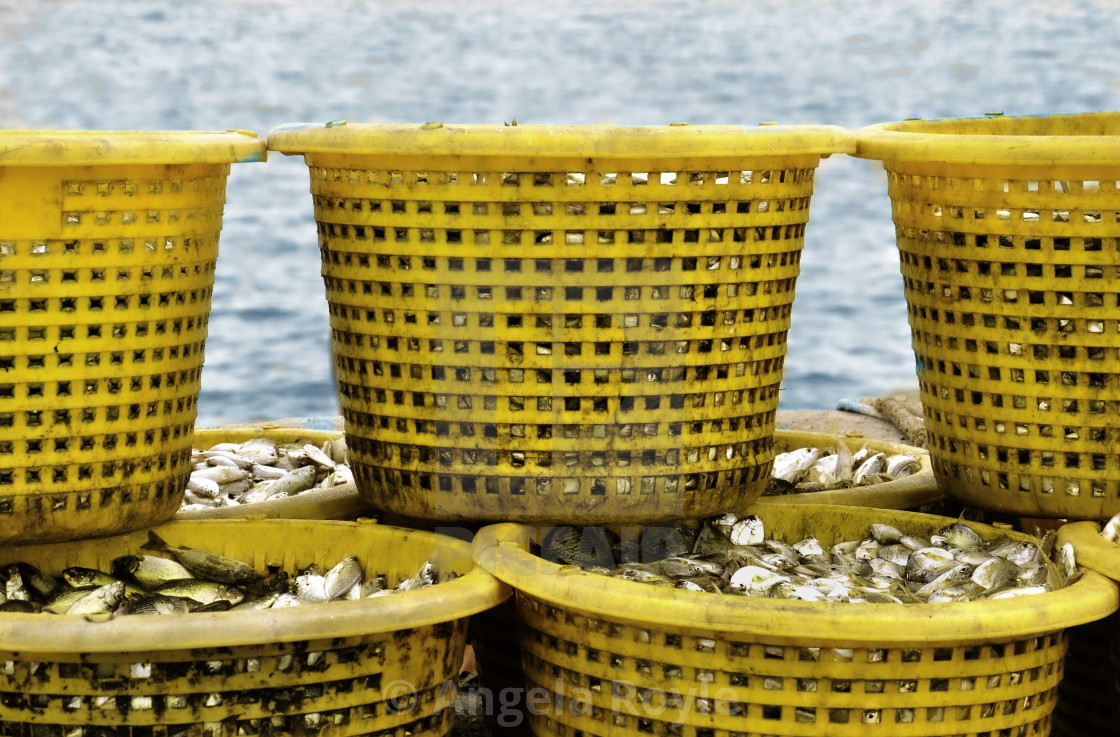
[476,505,1115,737]
[6,116,1115,737]
[267,122,853,524]
[0,130,262,544]
[855,112,1120,737]
[269,119,1120,737]
[0,130,510,737]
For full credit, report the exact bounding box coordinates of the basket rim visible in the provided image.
[1058,520,1120,581]
[0,129,265,166]
[476,505,1119,646]
[0,519,508,653]
[266,122,855,159]
[756,430,940,509]
[854,112,1120,166]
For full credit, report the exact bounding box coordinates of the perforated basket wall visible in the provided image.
[0,518,507,736]
[476,505,1119,737]
[1050,614,1120,737]
[268,123,853,523]
[0,130,264,544]
[470,429,939,737]
[857,113,1120,519]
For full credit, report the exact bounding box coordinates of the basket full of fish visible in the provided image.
[176,428,372,520]
[0,519,508,735]
[758,430,940,509]
[475,505,1118,737]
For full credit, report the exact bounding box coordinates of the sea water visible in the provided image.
[2,0,1117,424]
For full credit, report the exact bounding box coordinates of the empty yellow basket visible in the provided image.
[857,112,1120,519]
[268,122,853,523]
[0,130,265,544]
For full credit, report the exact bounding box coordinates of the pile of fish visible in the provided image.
[545,513,1078,604]
[0,531,439,616]
[767,442,920,494]
[181,436,352,511]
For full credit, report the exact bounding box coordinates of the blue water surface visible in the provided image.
[2,0,1118,424]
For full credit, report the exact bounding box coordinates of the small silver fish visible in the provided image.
[991,540,1040,567]
[116,594,194,616]
[231,593,281,611]
[729,516,764,546]
[112,555,195,589]
[771,448,823,485]
[5,566,27,601]
[397,562,437,591]
[251,464,288,481]
[905,547,957,584]
[219,479,253,498]
[191,466,250,485]
[203,449,255,469]
[63,567,118,589]
[885,455,919,479]
[271,593,303,608]
[729,565,789,595]
[899,535,931,551]
[1057,543,1080,586]
[938,522,984,550]
[302,443,338,470]
[869,558,904,580]
[67,581,125,615]
[16,563,58,600]
[869,524,903,545]
[295,574,329,603]
[45,588,93,614]
[142,531,260,585]
[792,537,824,558]
[854,539,881,561]
[1101,513,1120,543]
[187,476,220,499]
[971,556,1017,591]
[914,564,972,598]
[236,438,279,465]
[153,579,246,606]
[876,544,911,567]
[773,582,827,601]
[854,453,887,486]
[261,466,317,497]
[324,557,362,600]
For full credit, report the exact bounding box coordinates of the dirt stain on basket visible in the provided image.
[394,628,415,668]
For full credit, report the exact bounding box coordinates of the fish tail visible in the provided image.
[141,530,170,552]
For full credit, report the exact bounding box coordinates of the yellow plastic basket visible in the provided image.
[856,112,1120,519]
[1054,522,1120,735]
[476,504,1118,737]
[267,122,854,523]
[176,427,374,521]
[0,518,508,735]
[1049,613,1119,737]
[0,130,265,544]
[756,430,940,509]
